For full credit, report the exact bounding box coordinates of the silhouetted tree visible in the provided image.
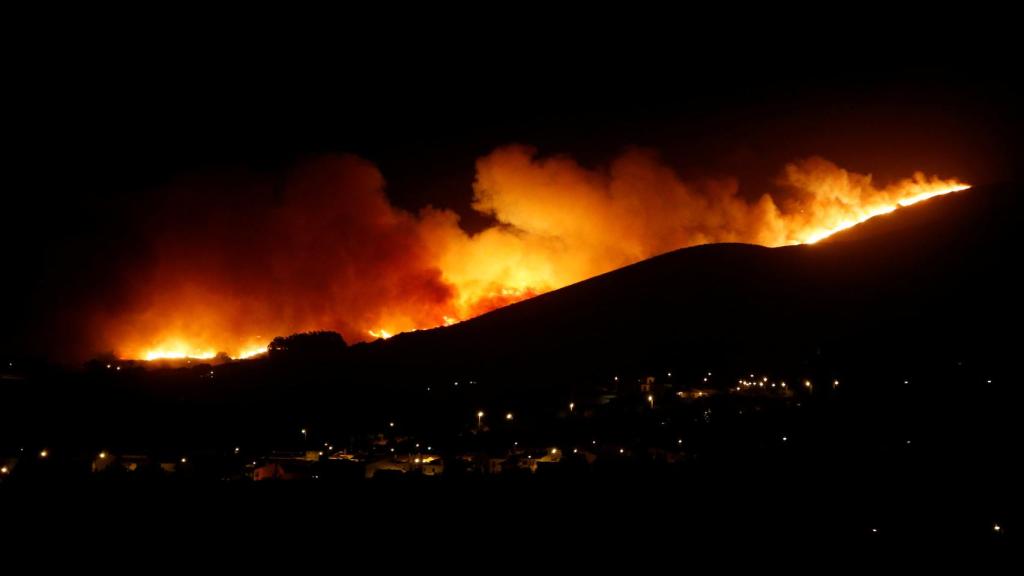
[268,331,347,360]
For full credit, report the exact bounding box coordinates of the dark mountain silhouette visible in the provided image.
[351,182,1022,383]
[3,182,1020,452]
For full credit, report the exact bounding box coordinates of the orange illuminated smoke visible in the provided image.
[101,150,970,361]
[800,182,971,244]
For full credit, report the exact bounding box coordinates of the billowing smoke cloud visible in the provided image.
[91,146,965,360]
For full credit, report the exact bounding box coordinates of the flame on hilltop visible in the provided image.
[802,182,972,244]
[100,149,969,361]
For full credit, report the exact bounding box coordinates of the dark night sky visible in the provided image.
[3,14,1020,361]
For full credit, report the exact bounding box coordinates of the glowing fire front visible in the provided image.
[106,150,969,361]
[801,181,971,244]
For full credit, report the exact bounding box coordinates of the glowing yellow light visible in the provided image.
[237,346,267,359]
[506,412,513,420]
[99,452,107,459]
[180,457,187,463]
[142,348,217,361]
[802,183,970,244]
[39,450,48,458]
[1,466,8,474]
[368,329,393,340]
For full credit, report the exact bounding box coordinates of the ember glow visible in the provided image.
[98,150,968,360]
[143,349,216,362]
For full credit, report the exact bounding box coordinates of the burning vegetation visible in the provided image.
[94,148,967,361]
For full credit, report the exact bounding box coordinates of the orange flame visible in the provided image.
[799,181,971,244]
[104,150,969,361]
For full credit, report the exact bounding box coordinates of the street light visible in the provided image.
[301,428,307,442]
[39,449,48,459]
[647,395,654,409]
[506,412,513,421]
[477,411,484,428]
[569,402,575,413]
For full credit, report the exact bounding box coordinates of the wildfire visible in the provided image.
[100,149,970,362]
[140,341,218,362]
[800,182,971,244]
[142,349,217,361]
[236,346,269,359]
[135,338,269,362]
